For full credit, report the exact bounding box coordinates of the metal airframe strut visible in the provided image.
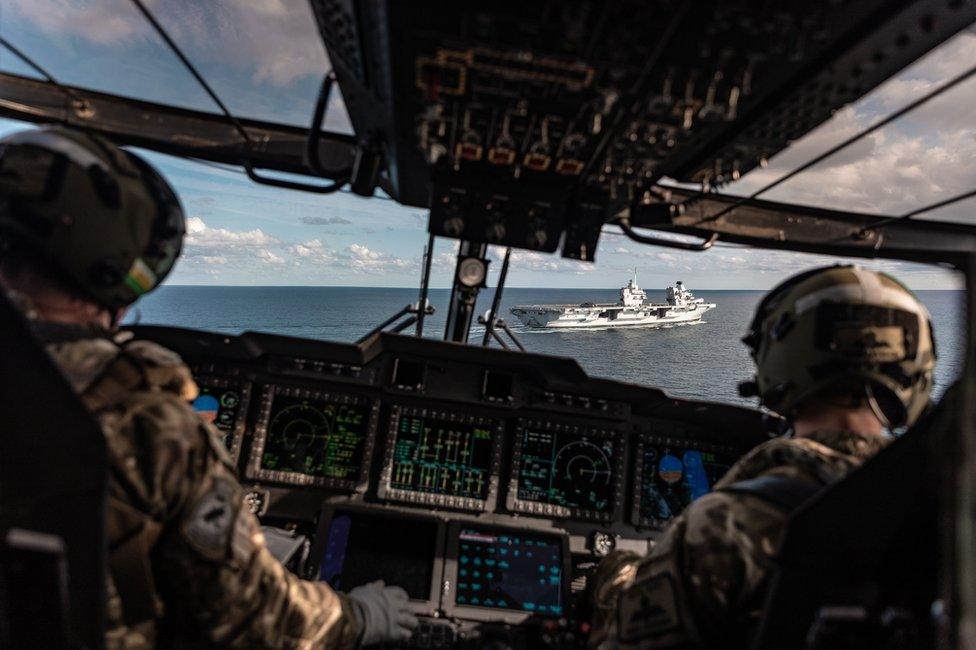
[629,187,976,268]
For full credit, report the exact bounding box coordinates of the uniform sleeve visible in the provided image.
[608,492,786,649]
[588,550,643,648]
[114,393,362,649]
[678,491,787,645]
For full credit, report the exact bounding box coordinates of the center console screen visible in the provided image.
[191,377,250,463]
[314,509,440,603]
[379,406,502,511]
[449,525,568,618]
[247,386,378,489]
[632,435,736,527]
[507,420,622,521]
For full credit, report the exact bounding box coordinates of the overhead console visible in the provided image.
[133,324,773,647]
[312,0,976,260]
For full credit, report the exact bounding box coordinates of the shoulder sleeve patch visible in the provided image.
[182,477,238,560]
[618,572,684,643]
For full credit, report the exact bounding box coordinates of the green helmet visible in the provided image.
[0,126,185,310]
[740,265,936,427]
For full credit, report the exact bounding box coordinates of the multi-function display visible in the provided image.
[191,378,248,461]
[634,440,735,526]
[510,423,619,520]
[380,407,500,511]
[318,510,438,601]
[454,526,565,616]
[248,387,377,489]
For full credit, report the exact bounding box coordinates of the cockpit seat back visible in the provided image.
[752,386,956,650]
[0,289,107,650]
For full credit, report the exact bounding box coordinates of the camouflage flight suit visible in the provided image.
[32,320,361,649]
[589,429,888,650]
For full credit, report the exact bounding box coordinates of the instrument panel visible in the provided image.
[190,376,250,464]
[131,325,773,645]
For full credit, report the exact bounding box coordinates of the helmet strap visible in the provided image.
[865,382,893,430]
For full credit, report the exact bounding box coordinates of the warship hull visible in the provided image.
[510,303,714,329]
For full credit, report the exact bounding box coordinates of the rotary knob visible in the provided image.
[243,489,268,516]
[590,531,616,557]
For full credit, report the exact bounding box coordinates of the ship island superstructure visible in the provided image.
[510,274,715,329]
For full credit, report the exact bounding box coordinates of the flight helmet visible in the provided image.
[0,126,185,310]
[740,265,935,428]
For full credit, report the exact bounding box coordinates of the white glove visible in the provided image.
[347,580,419,646]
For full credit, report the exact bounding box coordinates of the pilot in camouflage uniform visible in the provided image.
[588,265,936,649]
[0,127,417,648]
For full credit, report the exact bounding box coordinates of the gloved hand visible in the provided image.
[347,580,419,646]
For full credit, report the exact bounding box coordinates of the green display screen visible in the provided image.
[260,394,369,480]
[390,414,494,499]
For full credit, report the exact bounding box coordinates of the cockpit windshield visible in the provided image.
[0,0,968,407]
[0,0,353,132]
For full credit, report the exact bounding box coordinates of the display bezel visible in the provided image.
[378,405,503,512]
[308,504,445,616]
[442,521,572,624]
[192,375,251,466]
[631,433,738,529]
[246,385,379,490]
[506,418,626,523]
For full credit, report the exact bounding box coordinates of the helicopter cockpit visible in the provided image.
[1,2,975,649]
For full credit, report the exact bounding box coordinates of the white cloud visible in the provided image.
[178,218,416,280]
[3,0,154,45]
[289,239,334,264]
[185,216,278,248]
[301,215,353,226]
[722,30,976,221]
[199,255,227,265]
[348,243,380,260]
[4,0,334,87]
[257,249,284,265]
[342,243,409,272]
[507,250,594,274]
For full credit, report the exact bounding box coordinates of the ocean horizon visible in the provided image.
[128,286,965,409]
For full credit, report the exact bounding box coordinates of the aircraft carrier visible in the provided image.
[510,275,715,329]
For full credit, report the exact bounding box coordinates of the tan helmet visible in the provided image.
[739,265,936,427]
[0,126,185,310]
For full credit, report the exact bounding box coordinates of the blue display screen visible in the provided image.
[455,527,564,615]
[191,383,242,451]
[639,446,734,523]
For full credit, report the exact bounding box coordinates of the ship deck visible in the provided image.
[512,301,676,311]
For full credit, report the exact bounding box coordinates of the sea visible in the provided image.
[127,287,965,408]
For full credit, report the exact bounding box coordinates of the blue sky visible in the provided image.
[1,1,973,289]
